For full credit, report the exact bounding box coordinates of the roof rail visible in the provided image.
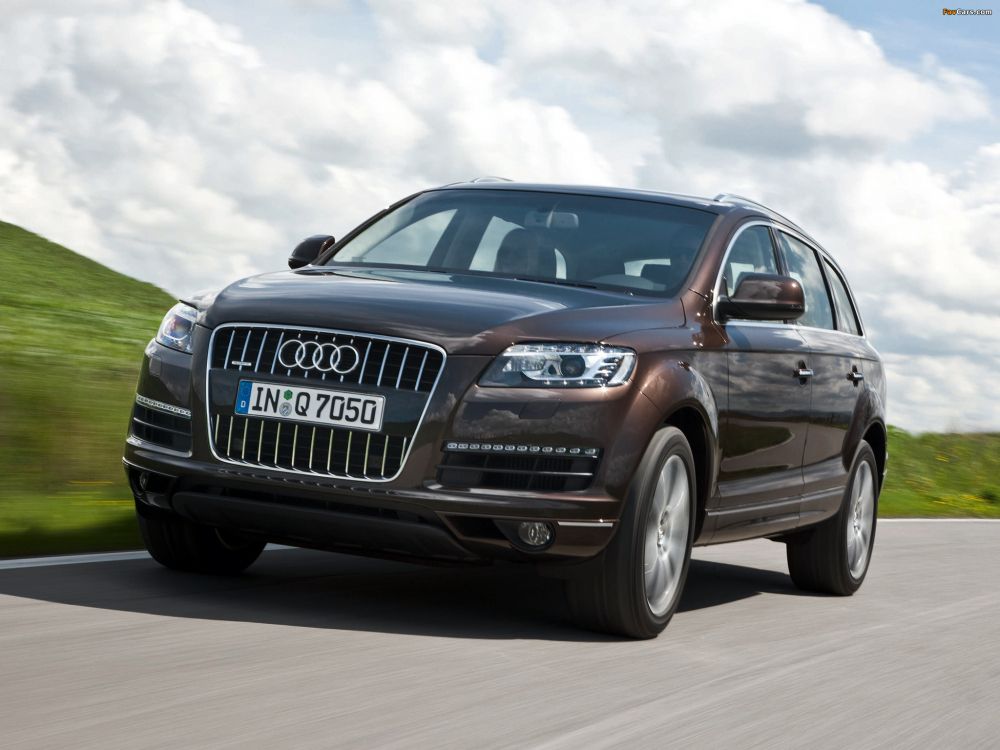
[467,176,513,183]
[440,176,514,188]
[712,193,806,234]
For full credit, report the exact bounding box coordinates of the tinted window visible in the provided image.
[722,225,779,297]
[327,189,717,296]
[823,259,862,335]
[777,232,835,330]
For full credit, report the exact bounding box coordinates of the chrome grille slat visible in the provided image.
[414,351,428,392]
[237,331,251,370]
[395,347,409,389]
[223,332,236,371]
[253,330,268,371]
[269,331,285,374]
[358,341,371,384]
[376,345,390,387]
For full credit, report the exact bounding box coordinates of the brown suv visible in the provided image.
[124,181,886,638]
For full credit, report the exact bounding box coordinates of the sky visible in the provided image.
[1,0,998,432]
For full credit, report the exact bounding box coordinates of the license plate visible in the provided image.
[234,380,385,432]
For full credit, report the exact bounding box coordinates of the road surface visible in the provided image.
[1,520,998,748]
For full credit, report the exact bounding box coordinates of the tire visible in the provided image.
[786,441,878,595]
[566,427,696,639]
[136,502,265,575]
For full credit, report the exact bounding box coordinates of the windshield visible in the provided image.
[324,189,716,296]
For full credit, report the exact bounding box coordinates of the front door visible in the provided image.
[777,239,870,523]
[712,224,811,539]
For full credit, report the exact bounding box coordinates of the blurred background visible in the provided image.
[1,0,998,557]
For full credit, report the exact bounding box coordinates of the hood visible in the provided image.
[202,267,685,355]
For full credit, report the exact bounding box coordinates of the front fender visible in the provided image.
[627,347,726,511]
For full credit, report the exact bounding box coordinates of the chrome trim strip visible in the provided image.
[711,220,867,338]
[711,219,777,325]
[135,394,192,419]
[205,322,448,483]
[125,434,192,457]
[557,521,615,528]
[131,415,190,436]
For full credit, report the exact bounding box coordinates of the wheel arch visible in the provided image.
[631,354,722,543]
[844,384,888,491]
[862,420,887,492]
[661,404,714,541]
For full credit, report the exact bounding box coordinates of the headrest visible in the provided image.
[494,229,557,277]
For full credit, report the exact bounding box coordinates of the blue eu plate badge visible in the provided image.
[235,380,253,415]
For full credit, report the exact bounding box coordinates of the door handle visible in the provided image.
[794,366,814,380]
[848,368,864,384]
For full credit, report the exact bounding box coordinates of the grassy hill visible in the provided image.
[0,221,997,557]
[883,427,999,517]
[0,221,173,555]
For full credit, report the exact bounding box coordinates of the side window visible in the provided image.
[722,225,779,297]
[361,209,456,265]
[777,232,835,330]
[823,259,862,335]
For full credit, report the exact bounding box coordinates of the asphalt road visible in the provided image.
[2,520,998,748]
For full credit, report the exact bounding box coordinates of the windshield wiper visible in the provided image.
[508,276,603,291]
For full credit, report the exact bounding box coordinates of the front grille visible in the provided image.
[206,324,445,481]
[131,403,192,452]
[438,450,599,491]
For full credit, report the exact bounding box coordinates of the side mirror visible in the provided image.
[288,235,335,269]
[717,273,805,322]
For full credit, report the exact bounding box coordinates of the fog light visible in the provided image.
[517,521,553,548]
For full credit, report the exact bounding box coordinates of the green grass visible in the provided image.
[0,220,997,558]
[0,495,140,557]
[879,427,1000,518]
[0,220,173,556]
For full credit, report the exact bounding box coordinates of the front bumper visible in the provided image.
[125,332,664,564]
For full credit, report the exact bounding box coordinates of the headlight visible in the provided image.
[155,302,197,354]
[479,343,636,388]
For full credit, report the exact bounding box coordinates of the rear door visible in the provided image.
[775,232,866,523]
[714,223,811,536]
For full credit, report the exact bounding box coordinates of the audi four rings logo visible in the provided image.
[277,340,361,374]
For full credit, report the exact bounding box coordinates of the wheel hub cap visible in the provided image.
[644,455,691,617]
[847,461,876,579]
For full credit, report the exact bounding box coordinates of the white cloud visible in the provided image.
[0,0,997,432]
[884,353,1000,433]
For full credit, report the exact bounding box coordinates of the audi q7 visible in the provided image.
[124,181,886,638]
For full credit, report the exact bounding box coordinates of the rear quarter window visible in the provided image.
[823,258,862,335]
